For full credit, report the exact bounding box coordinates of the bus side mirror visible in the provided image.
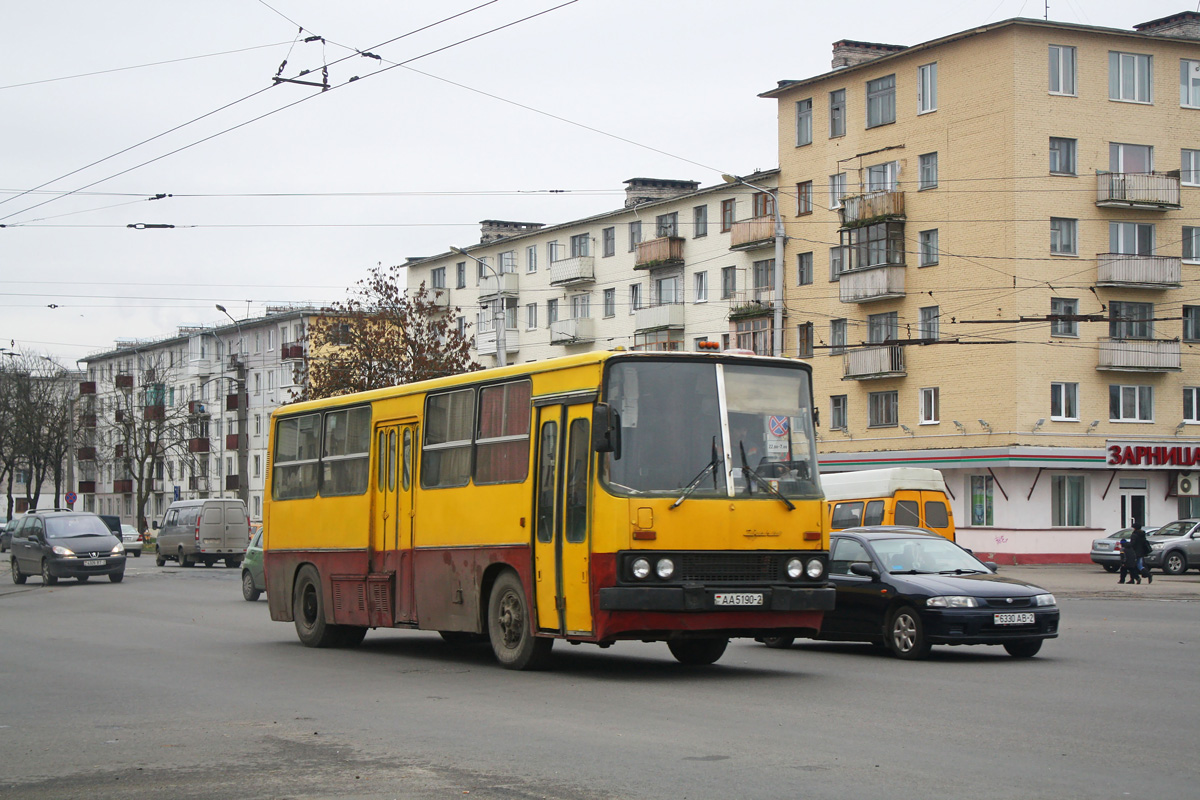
[592,403,621,457]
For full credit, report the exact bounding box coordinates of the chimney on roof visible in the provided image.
[831,39,905,69]
[622,178,700,208]
[478,220,544,244]
[1133,11,1200,39]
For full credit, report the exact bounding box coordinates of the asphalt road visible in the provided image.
[1,558,1197,800]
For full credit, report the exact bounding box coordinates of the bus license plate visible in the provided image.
[714,593,764,607]
[994,612,1035,625]
[83,560,106,567]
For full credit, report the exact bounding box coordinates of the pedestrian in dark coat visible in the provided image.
[1118,539,1141,585]
[1129,522,1153,584]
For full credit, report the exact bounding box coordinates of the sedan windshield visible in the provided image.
[871,536,988,574]
[45,516,112,539]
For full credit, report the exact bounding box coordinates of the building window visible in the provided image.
[1049,137,1077,175]
[720,199,735,232]
[918,152,938,189]
[1049,45,1077,95]
[1051,297,1079,337]
[525,303,537,330]
[1051,382,1079,420]
[829,172,848,209]
[720,266,736,300]
[830,319,847,355]
[1110,301,1153,340]
[547,298,559,325]
[842,221,904,270]
[970,475,994,526]
[829,246,846,280]
[735,317,771,355]
[430,267,445,289]
[1050,217,1078,255]
[752,259,775,294]
[570,293,590,319]
[1110,221,1155,256]
[1110,51,1153,103]
[656,212,678,238]
[1184,59,1200,108]
[796,252,813,286]
[796,98,813,146]
[525,246,537,273]
[633,330,684,352]
[796,181,813,215]
[919,306,939,340]
[866,161,898,192]
[1110,384,1153,422]
[1111,142,1153,174]
[655,276,680,306]
[1186,387,1200,423]
[569,234,589,258]
[829,88,846,137]
[456,316,466,337]
[752,192,775,219]
[1184,306,1200,341]
[830,395,848,429]
[1183,149,1200,186]
[603,288,616,318]
[693,271,708,303]
[499,250,517,273]
[868,311,898,343]
[1183,227,1199,263]
[866,74,896,127]
[1052,475,1086,526]
[868,390,898,427]
[919,387,939,424]
[628,221,642,251]
[796,322,814,358]
[918,229,939,266]
[456,262,466,289]
[693,205,708,238]
[629,283,642,312]
[602,227,615,257]
[917,62,937,113]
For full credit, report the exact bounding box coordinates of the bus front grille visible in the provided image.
[678,553,780,583]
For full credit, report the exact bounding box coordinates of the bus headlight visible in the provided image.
[805,558,825,580]
[631,558,651,580]
[786,558,804,579]
[656,558,675,579]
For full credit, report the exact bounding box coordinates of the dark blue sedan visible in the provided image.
[762,526,1059,659]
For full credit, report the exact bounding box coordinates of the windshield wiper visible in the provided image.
[671,437,723,510]
[739,441,795,511]
[938,568,987,575]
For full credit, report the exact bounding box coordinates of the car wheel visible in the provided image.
[293,564,342,647]
[759,635,796,649]
[132,551,140,558]
[886,606,931,660]
[226,557,241,569]
[487,571,553,670]
[668,638,730,665]
[1003,639,1042,658]
[77,575,89,583]
[11,558,26,585]
[178,550,192,568]
[1102,564,1119,573]
[242,570,261,602]
[41,560,58,586]
[1164,551,1187,575]
[155,547,166,567]
[109,571,124,584]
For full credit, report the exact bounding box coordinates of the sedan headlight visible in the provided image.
[1033,593,1056,607]
[631,557,651,580]
[926,595,979,608]
[786,558,804,579]
[51,545,74,556]
[1149,543,1164,551]
[112,542,125,554]
[656,558,675,579]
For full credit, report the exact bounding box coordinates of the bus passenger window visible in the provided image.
[895,500,920,526]
[475,381,531,485]
[924,501,949,528]
[422,389,474,489]
[274,413,321,500]
[377,431,387,492]
[863,500,885,526]
[401,429,412,491]
[387,430,396,492]
[565,418,589,543]
[830,502,863,529]
[322,407,371,496]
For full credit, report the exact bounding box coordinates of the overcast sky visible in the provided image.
[2,0,1188,367]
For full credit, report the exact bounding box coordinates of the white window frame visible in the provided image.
[1109,51,1153,104]
[919,305,939,340]
[919,387,939,424]
[693,272,708,303]
[1051,382,1079,421]
[1110,384,1153,422]
[1183,149,1200,187]
[918,152,938,189]
[1183,227,1199,264]
[866,74,896,128]
[868,390,898,428]
[830,395,848,429]
[866,161,899,192]
[1051,217,1078,255]
[525,303,537,331]
[830,319,847,355]
[1185,387,1200,424]
[917,62,937,114]
[1183,306,1199,341]
[1051,297,1079,337]
[1049,137,1077,175]
[1110,221,1155,256]
[628,283,642,313]
[918,230,939,266]
[601,227,615,257]
[570,293,590,320]
[720,267,736,300]
[829,89,846,137]
[797,252,813,286]
[1051,474,1086,527]
[546,298,559,326]
[525,245,537,273]
[829,172,848,209]
[693,206,708,238]
[1110,142,1153,174]
[603,288,616,318]
[795,98,813,146]
[1181,59,1200,108]
[1049,45,1077,96]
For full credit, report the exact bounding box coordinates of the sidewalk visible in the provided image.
[998,563,1200,600]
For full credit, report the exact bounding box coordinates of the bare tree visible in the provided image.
[0,353,75,512]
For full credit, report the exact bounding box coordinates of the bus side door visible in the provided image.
[533,402,593,637]
[372,422,418,623]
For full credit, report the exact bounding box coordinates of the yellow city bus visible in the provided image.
[264,350,833,668]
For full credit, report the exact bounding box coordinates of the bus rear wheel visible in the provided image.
[487,571,552,670]
[667,637,729,665]
[293,565,342,648]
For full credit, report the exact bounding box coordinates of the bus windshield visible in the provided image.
[602,358,820,500]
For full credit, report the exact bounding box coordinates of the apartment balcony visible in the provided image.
[1096,254,1182,289]
[280,343,304,360]
[80,414,97,428]
[114,479,134,494]
[188,400,208,415]
[188,359,213,378]
[143,368,157,383]
[78,481,96,494]
[634,236,685,270]
[79,381,96,395]
[114,409,125,423]
[188,437,210,453]
[114,444,125,458]
[188,476,207,491]
[1095,172,1181,210]
[227,353,243,370]
[226,393,240,411]
[729,216,776,250]
[634,302,685,332]
[226,433,242,451]
[1097,338,1181,372]
[838,191,905,228]
[728,289,779,320]
[549,317,595,344]
[549,256,595,286]
[225,474,241,492]
[479,272,519,298]
[476,328,520,356]
[840,264,906,303]
[76,446,96,461]
[115,374,134,390]
[844,345,906,380]
[143,404,165,421]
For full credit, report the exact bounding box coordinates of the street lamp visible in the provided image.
[722,173,786,357]
[449,246,507,367]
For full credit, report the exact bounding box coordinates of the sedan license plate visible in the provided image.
[994,612,1035,625]
[83,559,106,567]
[714,593,764,607]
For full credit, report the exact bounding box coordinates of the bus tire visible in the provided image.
[487,571,552,670]
[337,626,368,648]
[293,565,340,648]
[667,637,728,665]
[440,631,488,645]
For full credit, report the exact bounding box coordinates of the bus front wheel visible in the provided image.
[487,571,552,670]
[293,565,341,648]
[667,638,729,665]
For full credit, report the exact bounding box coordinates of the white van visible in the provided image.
[155,499,249,568]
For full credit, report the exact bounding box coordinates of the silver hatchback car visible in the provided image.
[1143,519,1200,575]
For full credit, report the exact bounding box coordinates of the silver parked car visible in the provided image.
[120,524,143,557]
[1143,519,1200,575]
[1090,526,1158,572]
